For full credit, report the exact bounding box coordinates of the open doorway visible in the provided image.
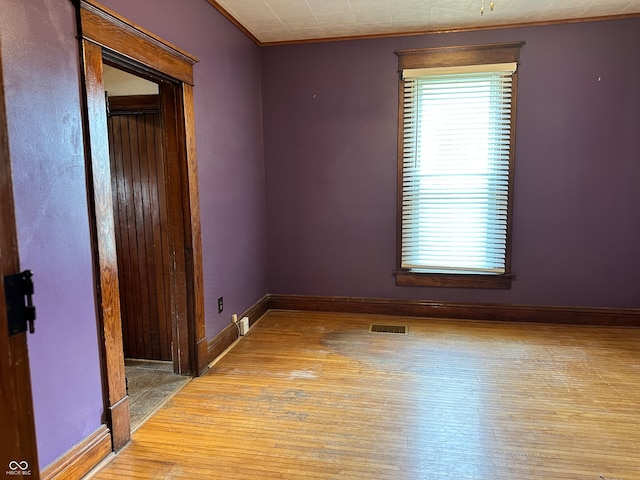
[103,65,190,430]
[75,0,207,450]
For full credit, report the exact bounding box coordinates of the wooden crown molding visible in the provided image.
[204,0,260,46]
[214,9,640,47]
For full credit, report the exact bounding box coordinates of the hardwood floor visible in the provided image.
[87,310,640,479]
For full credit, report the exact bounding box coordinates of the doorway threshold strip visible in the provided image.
[369,324,408,334]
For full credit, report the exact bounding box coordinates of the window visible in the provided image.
[395,42,524,289]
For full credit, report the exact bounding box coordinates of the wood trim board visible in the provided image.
[80,39,131,451]
[181,83,208,375]
[108,94,159,114]
[80,0,197,85]
[207,323,238,365]
[266,294,640,327]
[41,425,111,480]
[207,295,270,364]
[254,13,640,47]
[207,293,640,366]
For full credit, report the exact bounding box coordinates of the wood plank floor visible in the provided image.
[87,310,640,479]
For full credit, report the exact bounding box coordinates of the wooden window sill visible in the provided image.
[395,271,514,289]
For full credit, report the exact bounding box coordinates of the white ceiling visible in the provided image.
[212,0,640,44]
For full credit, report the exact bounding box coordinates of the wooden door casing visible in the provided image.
[77,0,206,452]
[108,95,172,361]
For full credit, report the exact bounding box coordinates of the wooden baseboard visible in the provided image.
[266,294,640,326]
[41,424,111,480]
[207,294,270,364]
[207,322,238,365]
[206,293,639,365]
[243,294,271,328]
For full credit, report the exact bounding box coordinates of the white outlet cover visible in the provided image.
[239,317,249,335]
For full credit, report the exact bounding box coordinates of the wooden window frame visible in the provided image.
[395,42,524,289]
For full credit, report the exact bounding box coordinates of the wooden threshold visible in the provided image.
[86,310,640,479]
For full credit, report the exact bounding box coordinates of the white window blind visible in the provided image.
[400,63,516,275]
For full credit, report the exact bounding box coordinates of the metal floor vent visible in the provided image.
[369,324,407,334]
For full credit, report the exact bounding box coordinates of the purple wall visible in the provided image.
[0,0,104,467]
[2,0,267,470]
[262,18,640,309]
[3,0,638,471]
[97,0,269,340]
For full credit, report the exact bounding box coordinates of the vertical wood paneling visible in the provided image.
[108,97,171,361]
[148,112,172,361]
[137,114,156,358]
[159,85,189,372]
[109,115,135,358]
[130,114,150,356]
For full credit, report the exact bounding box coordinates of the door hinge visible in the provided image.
[4,270,36,336]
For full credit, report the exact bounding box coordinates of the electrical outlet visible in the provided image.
[217,296,223,314]
[231,313,238,324]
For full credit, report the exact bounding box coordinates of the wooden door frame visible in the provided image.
[73,0,207,451]
[0,38,40,477]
